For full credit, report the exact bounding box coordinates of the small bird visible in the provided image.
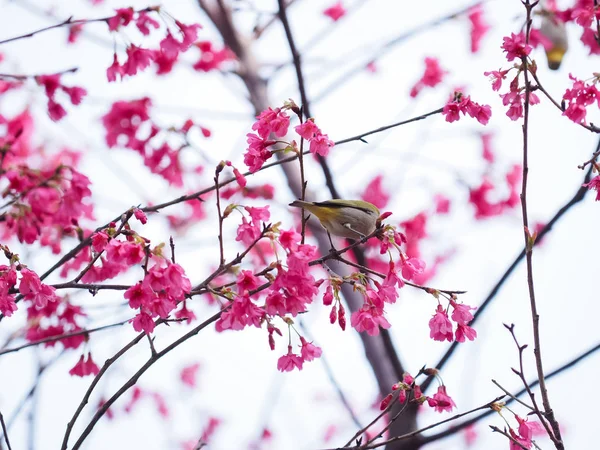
[540,10,568,70]
[289,199,380,248]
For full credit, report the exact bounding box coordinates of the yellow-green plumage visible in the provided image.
[289,199,380,239]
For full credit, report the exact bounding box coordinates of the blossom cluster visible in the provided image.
[35,73,87,121]
[103,7,203,80]
[125,258,192,334]
[469,164,521,219]
[548,0,600,55]
[244,104,335,173]
[442,91,492,125]
[214,222,325,370]
[379,372,457,414]
[101,97,211,186]
[84,232,146,282]
[486,24,599,126]
[561,73,600,125]
[1,144,93,252]
[429,300,477,343]
[483,31,547,121]
[0,253,103,378]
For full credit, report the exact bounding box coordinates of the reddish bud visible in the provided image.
[380,393,393,410]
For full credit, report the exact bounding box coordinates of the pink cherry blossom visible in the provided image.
[215,295,265,332]
[401,257,426,280]
[67,24,83,43]
[501,32,532,61]
[19,268,58,308]
[102,97,151,147]
[516,415,544,441]
[562,74,600,125]
[295,119,320,140]
[47,99,67,121]
[481,133,494,163]
[0,266,18,317]
[135,11,160,35]
[434,194,451,214]
[107,8,134,31]
[69,353,100,377]
[483,69,509,92]
[62,86,87,105]
[442,93,491,125]
[122,45,155,76]
[133,208,148,224]
[299,337,322,361]
[581,27,600,55]
[584,175,600,201]
[278,228,301,252]
[429,304,453,342]
[351,304,391,336]
[277,345,304,372]
[180,362,201,388]
[174,301,197,324]
[450,300,476,325]
[361,175,390,209]
[252,107,290,139]
[236,216,261,245]
[309,132,334,157]
[176,21,202,48]
[193,41,235,72]
[455,324,477,342]
[323,2,346,21]
[428,385,456,413]
[236,270,260,293]
[106,53,123,82]
[468,5,490,53]
[410,57,447,98]
[244,133,274,173]
[132,311,156,334]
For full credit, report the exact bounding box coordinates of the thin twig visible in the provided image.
[333,396,504,450]
[0,411,12,450]
[0,6,158,46]
[491,379,533,411]
[278,0,340,199]
[299,322,364,430]
[504,323,553,436]
[0,319,130,357]
[311,1,484,104]
[169,236,176,264]
[363,398,410,447]
[0,67,78,80]
[214,165,226,267]
[521,2,562,447]
[61,227,270,449]
[343,399,395,448]
[69,309,225,450]
[61,333,147,450]
[530,71,600,133]
[490,425,528,450]
[335,108,444,145]
[421,339,600,445]
[333,253,466,296]
[423,153,598,392]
